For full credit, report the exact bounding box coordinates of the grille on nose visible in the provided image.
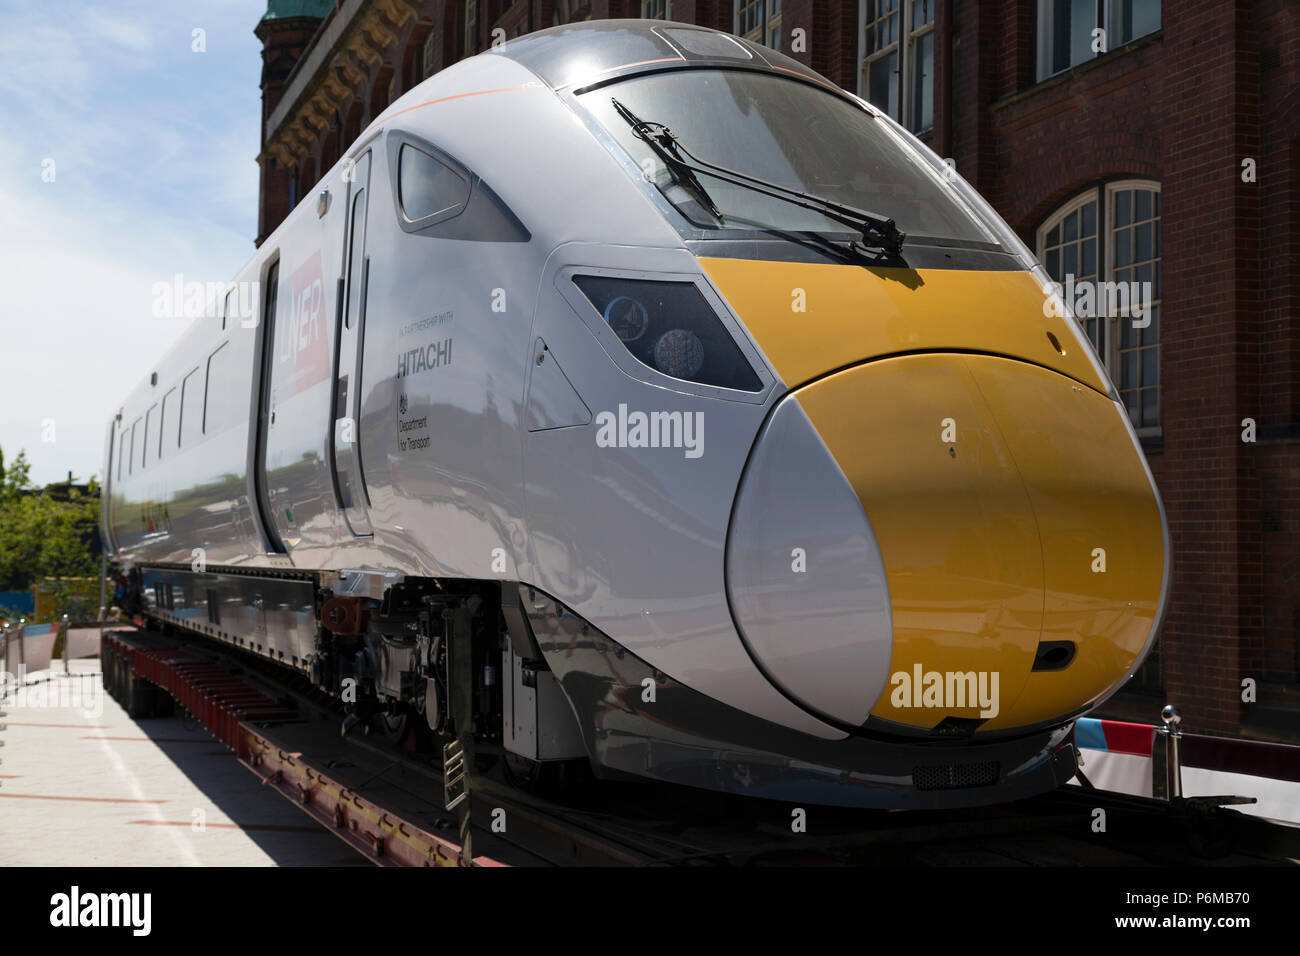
[912,760,1000,791]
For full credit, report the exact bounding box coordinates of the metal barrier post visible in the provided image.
[98,552,108,623]
[1151,704,1184,801]
[60,614,70,675]
[1163,705,1183,799]
[0,626,6,787]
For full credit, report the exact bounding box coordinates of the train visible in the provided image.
[101,20,1169,809]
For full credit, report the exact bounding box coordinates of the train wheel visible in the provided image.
[107,651,124,705]
[502,752,591,801]
[126,673,154,719]
[369,705,412,747]
[151,684,175,717]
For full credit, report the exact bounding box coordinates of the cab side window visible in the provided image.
[386,134,529,242]
[398,144,469,224]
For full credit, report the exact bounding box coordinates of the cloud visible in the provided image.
[84,8,158,54]
[0,0,266,485]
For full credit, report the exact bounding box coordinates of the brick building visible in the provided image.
[255,0,1300,741]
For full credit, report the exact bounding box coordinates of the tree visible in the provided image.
[0,446,101,596]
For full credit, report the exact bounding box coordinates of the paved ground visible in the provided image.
[0,659,364,866]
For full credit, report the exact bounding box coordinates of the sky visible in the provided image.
[0,0,267,486]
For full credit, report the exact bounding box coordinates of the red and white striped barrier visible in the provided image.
[1073,715,1300,824]
[1,621,56,676]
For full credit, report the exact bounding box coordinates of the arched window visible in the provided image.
[464,0,478,57]
[1037,180,1162,434]
[423,28,437,79]
[735,0,782,51]
[299,156,317,200]
[553,0,584,26]
[371,65,394,116]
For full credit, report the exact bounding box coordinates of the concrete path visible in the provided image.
[0,659,364,866]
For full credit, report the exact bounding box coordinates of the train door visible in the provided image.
[100,416,119,555]
[252,261,288,553]
[330,151,374,536]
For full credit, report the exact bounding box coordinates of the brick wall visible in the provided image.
[255,13,328,244]
[254,0,1300,740]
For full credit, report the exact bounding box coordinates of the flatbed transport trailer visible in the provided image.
[97,626,1300,867]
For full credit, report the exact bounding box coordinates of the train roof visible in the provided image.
[496,19,843,96]
[111,22,849,422]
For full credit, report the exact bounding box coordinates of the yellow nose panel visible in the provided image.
[797,355,1041,730]
[796,354,1164,732]
[698,258,1109,396]
[970,358,1163,727]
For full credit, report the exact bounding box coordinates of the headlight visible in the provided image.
[573,276,761,391]
[653,328,705,380]
[604,295,649,342]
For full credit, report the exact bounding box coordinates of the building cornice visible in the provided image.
[262,0,422,169]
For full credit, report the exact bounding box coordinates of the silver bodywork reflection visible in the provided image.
[727,395,893,727]
[141,568,318,667]
[523,584,1078,808]
[105,49,845,739]
[100,20,1127,808]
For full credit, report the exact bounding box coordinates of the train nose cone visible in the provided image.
[726,397,895,727]
[797,354,1166,732]
[728,353,1165,734]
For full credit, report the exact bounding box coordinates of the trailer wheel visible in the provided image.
[127,672,154,719]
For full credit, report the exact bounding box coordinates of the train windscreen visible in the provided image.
[580,70,1000,251]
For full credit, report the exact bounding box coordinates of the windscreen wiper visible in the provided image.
[612,99,725,222]
[612,97,906,256]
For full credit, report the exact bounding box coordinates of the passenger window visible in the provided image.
[118,431,129,481]
[143,404,157,468]
[398,144,468,222]
[159,389,176,461]
[345,189,366,329]
[203,343,231,435]
[180,369,201,447]
[129,419,140,475]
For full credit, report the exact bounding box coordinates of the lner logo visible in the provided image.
[279,250,329,393]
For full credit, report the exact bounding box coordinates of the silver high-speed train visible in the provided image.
[103,20,1169,809]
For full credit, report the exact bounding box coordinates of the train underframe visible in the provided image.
[124,564,1082,809]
